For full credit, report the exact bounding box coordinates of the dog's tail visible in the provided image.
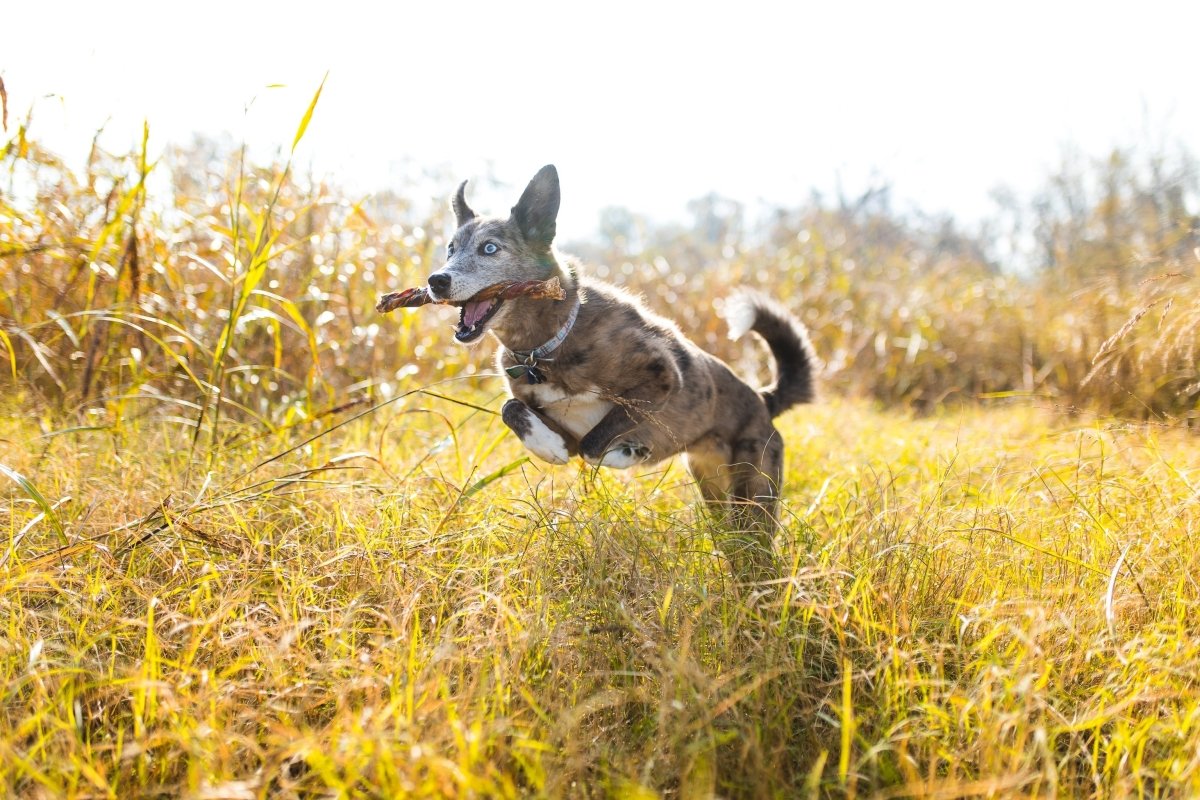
[725,292,816,418]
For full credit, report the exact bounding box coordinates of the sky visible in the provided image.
[4,1,1199,241]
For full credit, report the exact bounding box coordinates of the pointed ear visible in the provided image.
[452,180,475,227]
[511,165,560,245]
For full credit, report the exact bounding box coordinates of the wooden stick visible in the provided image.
[376,276,564,313]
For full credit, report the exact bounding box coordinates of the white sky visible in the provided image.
[5,1,1199,240]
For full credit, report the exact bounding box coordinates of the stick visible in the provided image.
[376,276,564,313]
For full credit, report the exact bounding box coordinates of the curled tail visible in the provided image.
[725,291,816,418]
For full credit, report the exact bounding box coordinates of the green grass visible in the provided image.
[2,395,1197,798]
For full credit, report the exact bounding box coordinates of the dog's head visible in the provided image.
[427,165,561,345]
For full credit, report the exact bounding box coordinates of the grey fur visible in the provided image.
[452,180,475,227]
[426,166,817,574]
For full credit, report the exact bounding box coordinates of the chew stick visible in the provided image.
[376,276,564,313]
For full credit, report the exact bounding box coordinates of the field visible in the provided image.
[3,397,1199,798]
[2,101,1199,798]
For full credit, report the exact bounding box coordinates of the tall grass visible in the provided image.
[3,115,1198,429]
[1,100,1198,797]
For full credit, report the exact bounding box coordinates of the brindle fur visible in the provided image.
[425,166,816,577]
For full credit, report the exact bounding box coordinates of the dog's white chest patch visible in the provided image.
[528,383,612,440]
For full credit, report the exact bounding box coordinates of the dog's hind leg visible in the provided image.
[730,429,783,521]
[684,435,734,505]
[720,428,785,583]
[501,399,579,465]
[685,429,783,584]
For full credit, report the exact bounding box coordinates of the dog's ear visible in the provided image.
[452,180,475,227]
[511,165,559,246]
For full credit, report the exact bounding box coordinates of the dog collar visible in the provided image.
[504,296,581,384]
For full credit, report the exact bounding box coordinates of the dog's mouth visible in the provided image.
[454,295,503,343]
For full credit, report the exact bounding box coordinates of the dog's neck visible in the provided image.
[490,256,581,353]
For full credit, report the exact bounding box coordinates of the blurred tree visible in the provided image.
[1029,143,1198,280]
[686,192,743,249]
[597,205,647,257]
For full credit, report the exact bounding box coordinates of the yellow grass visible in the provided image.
[2,95,1198,797]
[1,396,1198,798]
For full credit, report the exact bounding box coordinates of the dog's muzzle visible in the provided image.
[427,272,452,299]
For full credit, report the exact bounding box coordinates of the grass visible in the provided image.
[3,109,1198,428]
[2,394,1198,798]
[1,93,1198,797]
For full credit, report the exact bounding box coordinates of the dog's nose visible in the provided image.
[428,273,452,296]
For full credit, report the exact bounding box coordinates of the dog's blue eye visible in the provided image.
[483,242,499,255]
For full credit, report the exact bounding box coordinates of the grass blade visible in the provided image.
[463,456,531,498]
[0,327,17,380]
[0,462,66,545]
[292,72,327,153]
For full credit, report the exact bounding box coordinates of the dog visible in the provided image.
[425,165,815,548]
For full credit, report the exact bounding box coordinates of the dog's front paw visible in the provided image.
[502,399,569,465]
[583,441,650,469]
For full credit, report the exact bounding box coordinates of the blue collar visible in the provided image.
[504,296,581,384]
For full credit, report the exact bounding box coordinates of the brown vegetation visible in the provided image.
[2,121,1196,430]
[1,110,1198,797]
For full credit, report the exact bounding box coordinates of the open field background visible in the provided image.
[1,97,1199,797]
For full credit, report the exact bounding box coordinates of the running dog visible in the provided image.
[424,165,815,536]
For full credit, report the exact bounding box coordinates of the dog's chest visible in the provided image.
[524,382,611,440]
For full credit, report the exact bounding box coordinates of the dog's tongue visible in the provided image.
[462,298,495,328]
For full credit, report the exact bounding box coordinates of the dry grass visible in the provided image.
[3,112,1198,427]
[1,397,1198,798]
[1,97,1199,797]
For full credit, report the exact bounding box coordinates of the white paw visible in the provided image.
[585,442,650,469]
[523,414,570,465]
